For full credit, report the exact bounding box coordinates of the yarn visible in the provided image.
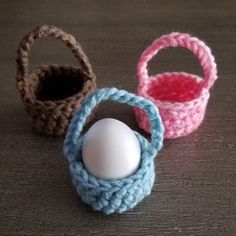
[16,25,96,135]
[134,32,217,138]
[64,88,164,214]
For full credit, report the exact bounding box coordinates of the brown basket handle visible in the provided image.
[16,25,95,83]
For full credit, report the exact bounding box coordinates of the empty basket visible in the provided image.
[134,32,217,138]
[16,25,96,135]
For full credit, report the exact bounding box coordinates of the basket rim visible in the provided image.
[138,72,210,109]
[21,64,96,107]
[67,131,156,190]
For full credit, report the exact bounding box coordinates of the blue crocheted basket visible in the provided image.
[64,88,164,214]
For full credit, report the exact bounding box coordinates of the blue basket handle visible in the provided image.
[64,88,164,158]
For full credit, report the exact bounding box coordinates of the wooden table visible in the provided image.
[0,0,235,235]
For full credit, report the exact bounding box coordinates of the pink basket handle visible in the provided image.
[137,32,217,93]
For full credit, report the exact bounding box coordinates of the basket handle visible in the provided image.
[64,88,164,159]
[16,25,95,82]
[137,32,217,93]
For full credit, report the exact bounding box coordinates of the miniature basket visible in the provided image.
[16,25,96,135]
[64,88,164,214]
[134,32,217,138]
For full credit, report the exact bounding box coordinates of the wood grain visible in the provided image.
[0,0,235,235]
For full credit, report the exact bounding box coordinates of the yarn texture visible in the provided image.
[134,32,217,138]
[16,25,96,135]
[64,88,164,214]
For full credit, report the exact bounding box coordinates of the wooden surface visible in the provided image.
[0,0,235,235]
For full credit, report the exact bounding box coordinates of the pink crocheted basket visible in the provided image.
[134,32,217,138]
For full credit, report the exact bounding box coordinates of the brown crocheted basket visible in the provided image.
[16,25,96,135]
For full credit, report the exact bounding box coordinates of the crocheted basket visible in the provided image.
[134,32,217,139]
[16,25,96,135]
[64,88,164,214]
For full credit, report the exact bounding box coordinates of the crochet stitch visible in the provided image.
[16,25,96,135]
[64,88,164,214]
[134,32,217,138]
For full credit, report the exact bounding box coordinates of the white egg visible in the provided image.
[82,118,141,180]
